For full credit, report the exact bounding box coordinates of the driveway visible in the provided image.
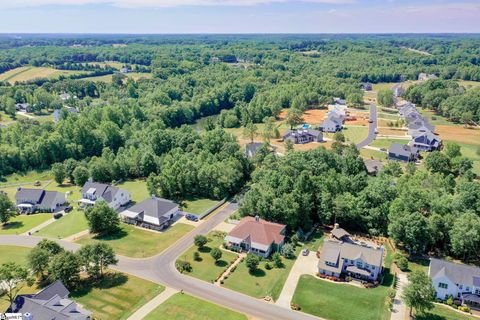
[391,273,408,320]
[276,251,319,309]
[356,104,378,149]
[0,201,321,320]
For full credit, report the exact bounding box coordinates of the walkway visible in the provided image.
[126,286,178,320]
[275,251,319,309]
[62,229,89,242]
[391,272,408,320]
[356,104,378,149]
[21,218,55,235]
[215,253,246,286]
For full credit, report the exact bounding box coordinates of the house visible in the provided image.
[79,180,131,210]
[59,93,71,101]
[318,226,384,281]
[15,188,66,213]
[8,280,91,319]
[388,143,419,162]
[121,67,130,73]
[283,129,323,144]
[331,224,351,242]
[364,159,384,176]
[361,83,373,91]
[398,103,417,116]
[225,216,286,258]
[429,258,480,308]
[409,131,442,152]
[15,103,33,113]
[320,114,343,133]
[120,196,179,231]
[328,104,348,116]
[407,119,435,134]
[418,73,438,81]
[245,142,265,158]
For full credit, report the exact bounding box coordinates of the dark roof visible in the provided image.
[389,143,418,157]
[81,181,122,204]
[283,129,322,139]
[364,159,384,174]
[429,258,480,288]
[15,188,63,208]
[331,228,350,240]
[34,281,69,300]
[412,132,441,147]
[245,142,264,157]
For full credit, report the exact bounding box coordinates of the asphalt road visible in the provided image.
[356,104,377,149]
[0,202,321,320]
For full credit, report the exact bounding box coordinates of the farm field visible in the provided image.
[82,72,152,83]
[76,222,194,258]
[0,66,86,84]
[144,293,247,320]
[457,80,480,90]
[179,231,238,283]
[0,214,52,235]
[36,209,88,239]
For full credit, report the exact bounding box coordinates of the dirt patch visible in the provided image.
[278,109,328,124]
[436,125,480,145]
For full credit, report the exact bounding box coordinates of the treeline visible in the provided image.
[404,79,480,123]
[240,146,480,261]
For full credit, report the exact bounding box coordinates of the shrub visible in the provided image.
[458,306,471,313]
[193,251,200,261]
[194,235,208,249]
[272,252,283,268]
[446,296,454,306]
[281,243,295,259]
[395,256,409,271]
[230,266,237,273]
[265,262,272,270]
[210,248,222,262]
[176,260,192,273]
[245,253,260,273]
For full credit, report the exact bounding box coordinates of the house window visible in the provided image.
[438,283,448,289]
[459,285,463,290]
[475,289,480,295]
[371,266,375,270]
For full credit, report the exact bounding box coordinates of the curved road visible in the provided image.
[0,202,320,320]
[356,104,377,149]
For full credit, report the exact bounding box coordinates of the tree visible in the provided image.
[0,262,34,308]
[243,122,258,144]
[377,89,394,108]
[51,162,66,185]
[73,166,90,186]
[395,255,409,272]
[27,247,50,280]
[449,212,480,261]
[0,193,14,225]
[85,201,120,236]
[389,211,431,254]
[272,252,283,268]
[78,243,118,279]
[48,251,81,289]
[281,243,296,258]
[444,142,461,159]
[176,260,192,273]
[112,73,126,86]
[194,235,208,249]
[37,239,64,255]
[193,251,200,261]
[262,116,279,143]
[285,108,304,129]
[210,248,222,262]
[402,270,435,316]
[284,139,294,153]
[64,159,78,183]
[424,152,451,175]
[383,161,403,177]
[245,253,260,273]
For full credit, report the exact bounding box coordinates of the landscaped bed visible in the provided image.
[416,304,477,320]
[143,293,247,320]
[0,214,52,235]
[178,231,238,283]
[36,209,88,239]
[75,222,194,258]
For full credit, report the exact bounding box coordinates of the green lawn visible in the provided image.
[71,272,164,320]
[222,248,299,301]
[370,138,410,149]
[416,304,477,320]
[360,148,387,161]
[325,126,369,145]
[452,142,480,175]
[377,112,399,121]
[179,231,238,283]
[303,230,325,252]
[76,223,194,258]
[144,293,247,320]
[0,245,31,266]
[0,214,52,235]
[0,170,52,187]
[36,209,88,239]
[418,109,457,126]
[115,179,150,202]
[181,198,220,215]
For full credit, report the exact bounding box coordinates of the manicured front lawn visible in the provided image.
[115,179,150,202]
[0,214,52,235]
[370,138,410,149]
[292,274,392,320]
[416,304,477,320]
[182,198,220,215]
[144,293,247,320]
[0,245,31,266]
[360,148,387,161]
[324,126,369,145]
[71,272,164,320]
[76,223,194,258]
[222,249,298,301]
[36,209,88,239]
[179,231,238,283]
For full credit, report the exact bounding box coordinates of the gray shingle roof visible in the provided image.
[34,281,69,300]
[128,197,178,219]
[429,258,480,288]
[81,181,122,204]
[15,188,63,208]
[331,228,350,240]
[245,142,264,157]
[389,143,418,157]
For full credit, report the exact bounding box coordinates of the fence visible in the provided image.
[189,198,227,220]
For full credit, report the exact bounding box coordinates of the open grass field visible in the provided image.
[455,142,480,175]
[0,214,52,235]
[182,198,220,215]
[418,109,459,126]
[82,72,153,83]
[360,148,387,161]
[324,125,369,145]
[144,293,247,320]
[179,231,238,283]
[0,66,86,84]
[76,222,194,258]
[370,138,410,149]
[222,247,299,301]
[416,304,477,320]
[436,125,480,146]
[71,272,164,320]
[85,61,125,69]
[0,245,31,266]
[0,111,16,125]
[0,170,52,187]
[36,209,88,239]
[457,80,480,90]
[115,179,149,202]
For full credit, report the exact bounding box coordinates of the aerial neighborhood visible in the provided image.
[0,30,480,320]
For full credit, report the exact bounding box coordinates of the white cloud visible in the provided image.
[0,0,355,9]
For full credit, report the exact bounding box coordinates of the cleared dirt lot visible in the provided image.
[278,108,329,124]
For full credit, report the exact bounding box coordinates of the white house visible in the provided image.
[429,258,480,308]
[79,180,131,210]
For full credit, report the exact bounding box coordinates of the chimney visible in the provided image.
[88,177,93,183]
[334,223,339,230]
[255,215,260,222]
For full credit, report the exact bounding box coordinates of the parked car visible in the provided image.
[64,206,73,213]
[34,180,41,186]
[368,119,373,123]
[380,148,387,152]
[53,213,63,219]
[186,214,199,222]
[302,248,310,256]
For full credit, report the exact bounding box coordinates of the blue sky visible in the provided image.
[0,0,479,33]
